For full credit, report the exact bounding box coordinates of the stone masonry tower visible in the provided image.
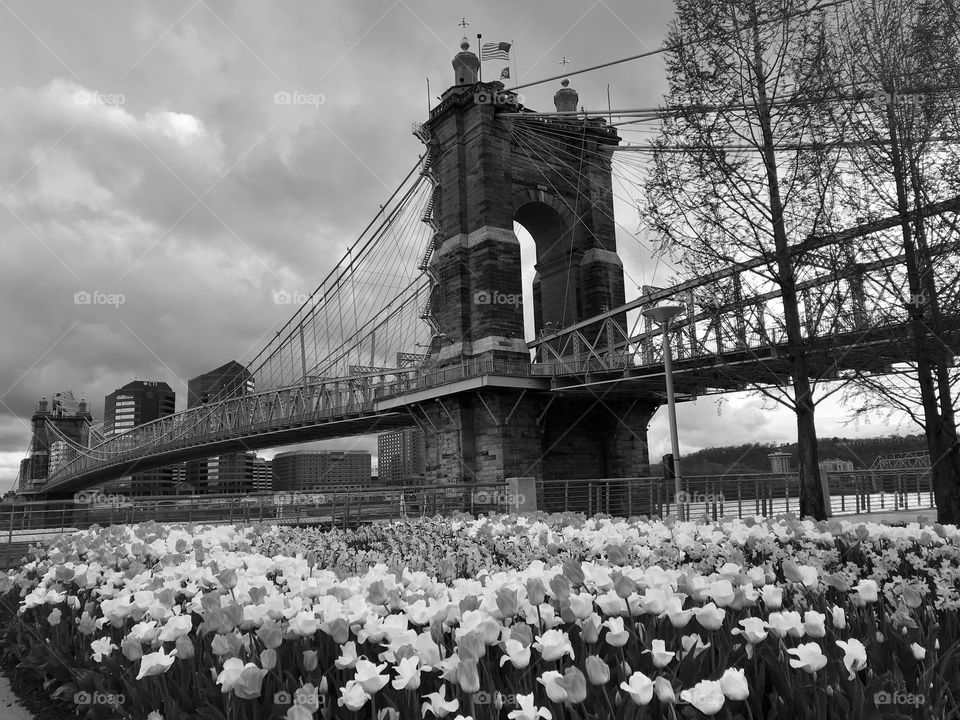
[410,39,654,489]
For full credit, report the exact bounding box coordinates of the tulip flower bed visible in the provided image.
[0,514,959,720]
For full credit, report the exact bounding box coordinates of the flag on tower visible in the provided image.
[481,41,511,60]
[500,67,510,80]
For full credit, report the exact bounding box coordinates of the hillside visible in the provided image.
[669,435,927,477]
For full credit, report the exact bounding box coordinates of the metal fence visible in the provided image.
[538,468,934,519]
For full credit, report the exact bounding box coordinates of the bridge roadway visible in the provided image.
[33,315,960,497]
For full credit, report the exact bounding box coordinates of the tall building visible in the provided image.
[252,456,272,492]
[378,429,426,486]
[272,450,372,492]
[104,381,176,435]
[185,361,254,493]
[103,381,177,496]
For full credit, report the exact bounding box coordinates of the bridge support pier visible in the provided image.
[423,390,657,515]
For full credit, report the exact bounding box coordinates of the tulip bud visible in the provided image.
[581,614,601,644]
[526,578,547,606]
[367,580,388,605]
[549,574,571,601]
[217,568,238,590]
[457,659,481,694]
[559,667,587,704]
[121,636,142,661]
[614,573,638,599]
[496,587,519,618]
[654,677,675,704]
[585,655,610,685]
[562,558,585,588]
[175,634,195,660]
[303,650,319,671]
[260,648,276,670]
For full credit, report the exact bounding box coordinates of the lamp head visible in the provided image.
[641,304,685,324]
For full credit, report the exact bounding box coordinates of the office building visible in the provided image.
[102,381,177,495]
[272,450,372,492]
[185,361,254,493]
[377,428,426,486]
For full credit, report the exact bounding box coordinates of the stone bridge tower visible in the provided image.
[411,39,653,490]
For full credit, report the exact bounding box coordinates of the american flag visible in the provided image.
[480,41,511,61]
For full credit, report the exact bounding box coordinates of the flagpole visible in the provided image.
[477,33,483,82]
[511,39,518,89]
[426,77,431,115]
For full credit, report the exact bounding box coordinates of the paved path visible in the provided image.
[0,673,35,719]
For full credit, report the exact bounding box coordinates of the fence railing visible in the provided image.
[538,468,934,520]
[0,481,511,548]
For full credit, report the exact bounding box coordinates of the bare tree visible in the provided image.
[831,0,960,522]
[646,0,849,519]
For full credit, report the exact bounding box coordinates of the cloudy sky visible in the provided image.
[0,1,913,493]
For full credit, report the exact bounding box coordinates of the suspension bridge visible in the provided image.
[22,39,960,499]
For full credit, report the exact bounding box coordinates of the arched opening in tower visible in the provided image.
[513,201,579,343]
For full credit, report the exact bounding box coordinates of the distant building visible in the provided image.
[272,450,372,492]
[377,429,425,485]
[819,458,855,473]
[187,360,254,407]
[252,456,272,492]
[768,451,791,474]
[185,361,255,493]
[104,380,176,436]
[103,380,178,496]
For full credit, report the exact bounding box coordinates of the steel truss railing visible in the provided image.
[530,238,960,375]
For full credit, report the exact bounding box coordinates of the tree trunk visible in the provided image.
[909,162,960,523]
[749,3,827,519]
[886,101,960,523]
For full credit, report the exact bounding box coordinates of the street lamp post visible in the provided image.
[642,304,686,521]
